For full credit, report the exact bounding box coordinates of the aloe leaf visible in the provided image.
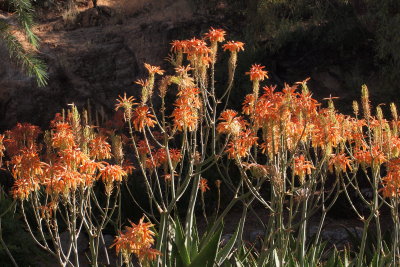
[216,216,245,265]
[190,217,199,259]
[188,223,222,267]
[174,217,191,266]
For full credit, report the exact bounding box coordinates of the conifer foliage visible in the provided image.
[0,0,48,86]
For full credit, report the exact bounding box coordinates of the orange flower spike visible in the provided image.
[59,148,89,169]
[122,160,135,175]
[142,64,164,104]
[12,147,44,178]
[171,87,202,132]
[223,41,244,83]
[132,106,156,132]
[144,63,165,76]
[381,172,400,198]
[222,41,245,53]
[225,130,257,159]
[138,248,162,262]
[115,93,137,121]
[217,109,245,136]
[246,64,268,99]
[205,28,226,62]
[112,216,159,263]
[246,64,269,81]
[328,153,352,174]
[293,155,315,184]
[242,94,256,115]
[199,178,210,193]
[52,123,75,150]
[153,148,167,167]
[11,178,39,200]
[4,123,42,155]
[371,145,387,166]
[185,38,207,53]
[170,40,187,66]
[80,160,104,176]
[135,79,149,87]
[204,27,226,43]
[99,164,127,184]
[89,136,112,160]
[194,43,211,56]
[170,40,187,53]
[137,140,153,157]
[175,65,194,76]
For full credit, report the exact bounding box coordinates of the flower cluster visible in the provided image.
[172,87,202,132]
[112,217,160,264]
[7,107,128,201]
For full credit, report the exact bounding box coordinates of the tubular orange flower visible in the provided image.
[144,63,165,75]
[59,147,89,169]
[115,93,137,120]
[89,136,112,160]
[381,172,400,198]
[217,110,247,136]
[52,123,75,149]
[112,216,160,263]
[175,65,194,76]
[99,163,127,194]
[185,38,208,55]
[122,160,135,175]
[225,129,258,159]
[328,153,352,174]
[10,146,43,179]
[242,94,256,115]
[246,64,269,81]
[176,87,202,108]
[137,140,153,156]
[137,247,162,262]
[132,106,156,132]
[79,159,104,176]
[293,155,314,184]
[43,165,85,196]
[354,146,386,166]
[115,93,136,111]
[50,113,63,128]
[204,27,226,42]
[199,178,210,193]
[172,87,202,132]
[153,148,182,167]
[171,105,199,132]
[222,41,245,52]
[99,163,127,184]
[11,178,39,200]
[39,202,58,219]
[135,79,149,87]
[170,40,187,53]
[4,123,41,156]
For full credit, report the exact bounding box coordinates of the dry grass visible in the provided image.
[98,0,170,15]
[62,1,79,24]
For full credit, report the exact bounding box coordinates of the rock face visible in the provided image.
[0,0,211,130]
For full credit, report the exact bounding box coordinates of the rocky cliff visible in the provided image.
[0,0,228,129]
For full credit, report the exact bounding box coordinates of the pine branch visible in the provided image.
[9,0,40,48]
[0,20,48,87]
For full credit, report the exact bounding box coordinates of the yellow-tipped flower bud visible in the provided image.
[352,101,359,117]
[361,84,370,119]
